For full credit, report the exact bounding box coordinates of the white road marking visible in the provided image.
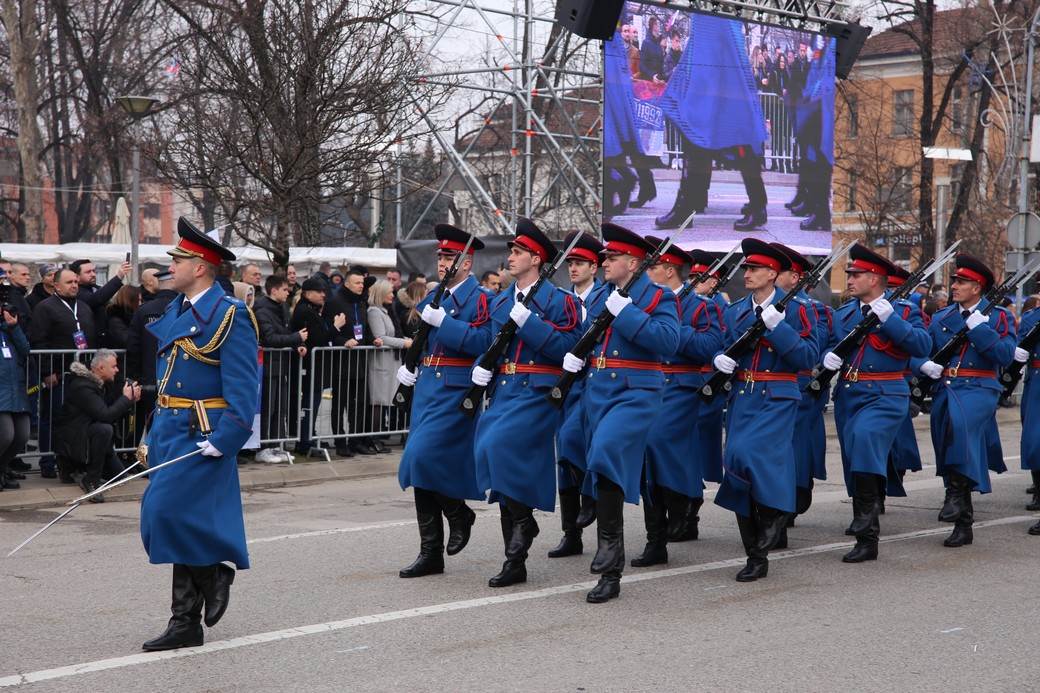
[940,627,965,634]
[1,514,1033,689]
[247,521,414,544]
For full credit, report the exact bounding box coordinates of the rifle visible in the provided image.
[675,243,740,303]
[545,236,676,409]
[1001,319,1040,399]
[458,232,584,415]
[699,241,853,403]
[804,240,962,399]
[706,258,743,299]
[392,234,476,409]
[910,255,1040,409]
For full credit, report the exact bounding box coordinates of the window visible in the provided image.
[847,95,859,138]
[846,171,858,212]
[951,86,964,134]
[892,89,914,137]
[949,163,965,201]
[891,166,913,210]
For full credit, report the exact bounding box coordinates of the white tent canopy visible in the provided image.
[0,242,397,275]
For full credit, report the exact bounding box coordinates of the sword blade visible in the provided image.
[65,448,204,505]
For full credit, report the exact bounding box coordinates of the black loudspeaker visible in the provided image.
[554,0,625,41]
[825,22,873,80]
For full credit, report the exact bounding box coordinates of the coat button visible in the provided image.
[610,372,617,379]
[182,354,189,360]
[190,326,196,332]
[435,372,442,378]
[501,380,507,386]
[176,382,182,389]
[173,410,179,416]
[528,360,534,365]
[612,350,619,356]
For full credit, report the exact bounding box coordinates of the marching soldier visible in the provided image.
[140,218,260,651]
[549,231,605,558]
[1016,299,1040,531]
[711,239,818,582]
[631,238,722,567]
[396,225,492,577]
[820,246,930,562]
[560,224,679,603]
[471,220,581,586]
[915,255,1016,548]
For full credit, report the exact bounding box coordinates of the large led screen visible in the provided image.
[603,6,836,254]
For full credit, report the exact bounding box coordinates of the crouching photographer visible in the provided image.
[54,349,142,501]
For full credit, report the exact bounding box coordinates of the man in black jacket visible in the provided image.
[70,258,129,345]
[126,271,179,442]
[291,278,346,454]
[255,275,308,460]
[54,350,141,501]
[327,268,383,456]
[30,268,100,479]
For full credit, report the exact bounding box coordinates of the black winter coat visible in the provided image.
[126,289,177,384]
[53,361,133,466]
[254,295,302,349]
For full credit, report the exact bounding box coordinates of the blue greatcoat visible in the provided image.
[914,302,1016,492]
[794,41,836,167]
[646,289,723,498]
[694,293,729,483]
[556,280,603,493]
[603,33,645,161]
[794,294,834,492]
[1019,307,1040,471]
[140,285,259,569]
[831,299,931,497]
[658,14,767,155]
[398,275,493,500]
[581,274,680,504]
[474,281,581,511]
[715,292,819,516]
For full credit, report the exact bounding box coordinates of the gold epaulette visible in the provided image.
[173,304,237,366]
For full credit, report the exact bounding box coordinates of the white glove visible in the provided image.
[396,365,417,386]
[509,302,532,328]
[965,310,988,330]
[823,351,843,371]
[562,352,585,373]
[605,290,633,317]
[421,305,446,328]
[920,360,943,380]
[761,304,784,331]
[869,298,894,323]
[1014,347,1030,363]
[713,353,737,374]
[471,365,493,386]
[196,440,223,458]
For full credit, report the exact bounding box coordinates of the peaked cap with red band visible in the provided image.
[770,242,812,274]
[688,248,725,277]
[507,217,559,264]
[645,235,693,267]
[600,223,655,259]
[888,265,910,287]
[740,238,790,273]
[952,253,995,289]
[563,230,604,264]
[168,217,237,265]
[435,224,485,256]
[845,244,898,278]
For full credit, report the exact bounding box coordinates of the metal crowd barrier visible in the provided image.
[15,346,413,472]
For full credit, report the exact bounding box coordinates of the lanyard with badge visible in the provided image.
[0,328,10,359]
[352,304,364,342]
[63,299,88,350]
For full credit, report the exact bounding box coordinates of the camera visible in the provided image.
[0,279,14,316]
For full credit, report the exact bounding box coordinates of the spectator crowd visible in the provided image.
[0,254,424,495]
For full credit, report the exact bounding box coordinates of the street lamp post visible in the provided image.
[115,95,159,284]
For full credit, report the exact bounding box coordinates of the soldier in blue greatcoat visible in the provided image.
[884,266,925,490]
[395,226,493,578]
[560,224,679,603]
[820,246,931,563]
[914,255,1016,548]
[711,239,819,582]
[629,239,722,569]
[1015,304,1040,533]
[548,232,604,559]
[471,220,581,587]
[139,218,259,651]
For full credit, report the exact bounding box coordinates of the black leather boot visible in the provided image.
[755,503,790,552]
[587,481,624,603]
[843,475,880,563]
[800,212,831,231]
[774,526,789,550]
[654,147,697,229]
[663,488,693,543]
[944,488,974,547]
[1028,519,1040,536]
[188,563,236,627]
[142,565,204,651]
[400,489,445,578]
[795,485,813,516]
[489,501,533,587]
[631,488,668,567]
[548,487,583,558]
[575,493,597,529]
[735,512,767,582]
[733,207,767,231]
[674,496,704,542]
[938,473,970,523]
[437,493,476,556]
[1027,471,1040,511]
[631,168,657,208]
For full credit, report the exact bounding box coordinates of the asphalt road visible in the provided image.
[1,410,1038,692]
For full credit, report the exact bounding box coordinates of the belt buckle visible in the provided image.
[948,366,958,378]
[743,370,754,383]
[596,355,606,370]
[846,369,859,383]
[158,394,169,408]
[504,363,516,375]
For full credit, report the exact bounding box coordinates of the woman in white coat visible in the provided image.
[367,279,413,436]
